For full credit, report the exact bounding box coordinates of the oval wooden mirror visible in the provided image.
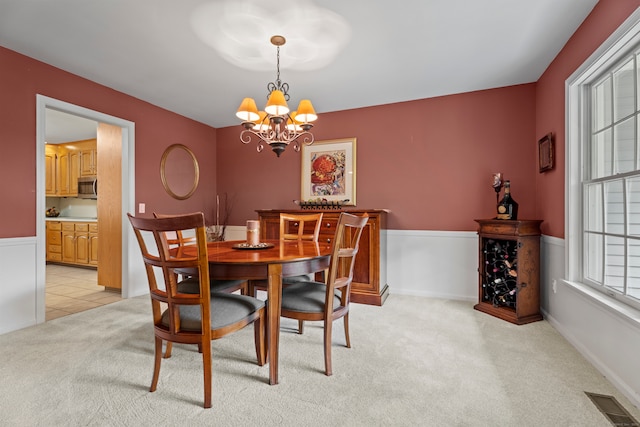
[160,144,200,200]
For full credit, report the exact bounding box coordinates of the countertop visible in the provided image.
[45,217,98,222]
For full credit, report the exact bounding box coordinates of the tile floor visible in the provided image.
[46,264,122,321]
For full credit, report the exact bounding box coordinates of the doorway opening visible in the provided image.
[36,95,136,324]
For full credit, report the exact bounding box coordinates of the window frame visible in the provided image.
[566,7,640,311]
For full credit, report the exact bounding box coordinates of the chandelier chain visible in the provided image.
[267,46,290,101]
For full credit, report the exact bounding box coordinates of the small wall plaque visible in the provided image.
[538,133,554,173]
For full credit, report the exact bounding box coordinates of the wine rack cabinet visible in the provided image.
[474,219,543,325]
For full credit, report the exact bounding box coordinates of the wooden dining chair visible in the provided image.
[247,212,323,334]
[280,212,368,376]
[248,212,324,297]
[128,212,266,409]
[154,212,248,295]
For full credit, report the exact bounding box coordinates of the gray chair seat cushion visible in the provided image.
[282,274,313,285]
[161,293,264,331]
[177,278,246,294]
[280,281,341,314]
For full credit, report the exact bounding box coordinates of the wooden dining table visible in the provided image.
[184,239,332,385]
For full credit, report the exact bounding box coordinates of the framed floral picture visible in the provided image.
[301,137,356,205]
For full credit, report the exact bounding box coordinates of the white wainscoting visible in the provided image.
[0,237,39,334]
[541,235,640,408]
[385,229,478,301]
[228,226,479,301]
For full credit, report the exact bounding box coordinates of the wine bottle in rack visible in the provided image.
[482,238,518,308]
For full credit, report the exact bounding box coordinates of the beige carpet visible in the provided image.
[0,294,638,426]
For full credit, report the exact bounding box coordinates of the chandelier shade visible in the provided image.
[235,98,259,122]
[264,90,289,116]
[294,99,317,124]
[237,35,317,157]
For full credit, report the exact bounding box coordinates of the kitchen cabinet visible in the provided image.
[46,221,62,262]
[45,144,80,197]
[78,139,97,176]
[58,148,71,196]
[45,145,57,196]
[89,223,99,265]
[58,148,80,196]
[69,150,80,195]
[256,209,389,306]
[473,219,543,325]
[50,221,98,267]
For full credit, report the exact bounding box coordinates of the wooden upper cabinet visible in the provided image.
[69,150,79,195]
[57,147,71,196]
[45,140,93,197]
[78,139,98,176]
[45,145,57,196]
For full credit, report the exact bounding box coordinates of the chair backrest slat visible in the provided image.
[280,212,323,241]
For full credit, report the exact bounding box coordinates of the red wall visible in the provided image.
[0,47,219,238]
[535,0,640,238]
[5,0,637,238]
[217,84,537,231]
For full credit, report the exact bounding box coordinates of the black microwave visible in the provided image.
[78,176,97,199]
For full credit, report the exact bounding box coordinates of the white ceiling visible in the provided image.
[1,0,598,140]
[44,110,98,144]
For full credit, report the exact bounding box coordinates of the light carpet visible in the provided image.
[0,294,638,426]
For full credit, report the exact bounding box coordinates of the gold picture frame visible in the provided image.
[301,138,356,205]
[538,133,554,173]
[160,144,200,200]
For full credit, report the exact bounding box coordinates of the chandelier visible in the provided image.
[236,35,317,157]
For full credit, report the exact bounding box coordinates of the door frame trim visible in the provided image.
[36,95,136,323]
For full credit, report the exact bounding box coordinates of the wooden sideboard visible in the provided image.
[256,209,389,306]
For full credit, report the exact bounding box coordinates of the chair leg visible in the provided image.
[163,341,173,358]
[254,309,267,366]
[247,280,256,297]
[298,320,304,334]
[344,312,351,348]
[324,319,333,376]
[202,340,212,409]
[150,337,163,392]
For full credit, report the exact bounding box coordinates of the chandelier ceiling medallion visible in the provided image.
[236,35,317,157]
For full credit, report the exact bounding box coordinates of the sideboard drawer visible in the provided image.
[318,218,339,243]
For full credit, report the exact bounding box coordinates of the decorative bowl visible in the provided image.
[293,199,350,210]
